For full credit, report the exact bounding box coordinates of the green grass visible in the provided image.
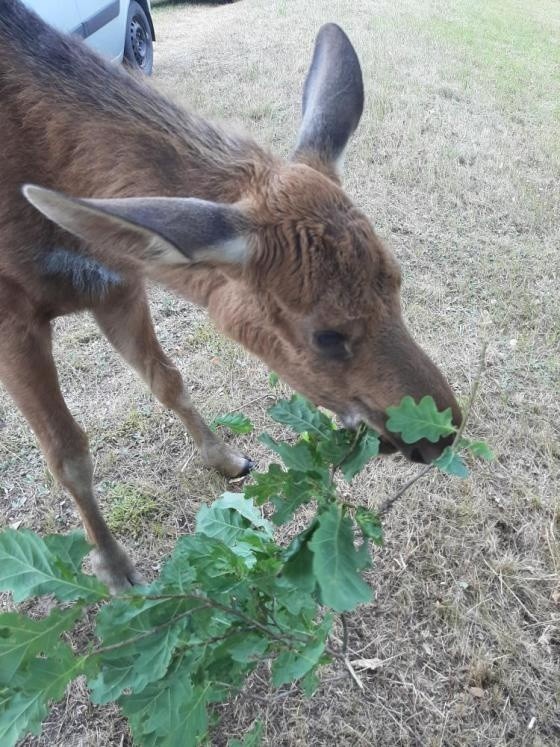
[425,0,560,119]
[106,484,160,537]
[109,407,153,442]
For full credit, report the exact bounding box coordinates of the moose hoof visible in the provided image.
[237,457,255,477]
[202,442,255,479]
[91,546,146,595]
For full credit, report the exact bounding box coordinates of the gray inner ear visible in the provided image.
[23,184,251,266]
[86,196,248,261]
[294,23,364,165]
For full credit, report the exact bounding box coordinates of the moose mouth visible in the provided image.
[378,436,399,456]
[339,405,398,453]
[341,400,450,465]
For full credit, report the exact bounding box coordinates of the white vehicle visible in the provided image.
[22,0,155,74]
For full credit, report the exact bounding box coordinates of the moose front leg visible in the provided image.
[93,284,253,478]
[0,311,143,593]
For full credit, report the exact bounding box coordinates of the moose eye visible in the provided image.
[313,330,350,359]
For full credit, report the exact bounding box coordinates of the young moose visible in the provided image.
[0,1,460,591]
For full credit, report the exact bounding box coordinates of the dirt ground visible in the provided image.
[1,0,559,745]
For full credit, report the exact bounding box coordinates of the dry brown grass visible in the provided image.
[1,0,559,744]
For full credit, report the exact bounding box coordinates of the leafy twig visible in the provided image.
[0,371,494,747]
[329,423,366,485]
[377,340,488,516]
[125,592,314,648]
[89,604,211,657]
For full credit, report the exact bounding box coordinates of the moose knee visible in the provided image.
[45,430,93,492]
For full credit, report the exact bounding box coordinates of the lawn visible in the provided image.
[1,0,559,744]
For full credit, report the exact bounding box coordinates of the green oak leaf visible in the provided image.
[158,534,250,593]
[270,471,321,524]
[157,546,197,593]
[212,493,273,535]
[385,395,456,444]
[0,530,107,603]
[202,636,259,685]
[0,688,47,747]
[270,493,307,526]
[300,669,321,697]
[259,433,322,473]
[434,447,469,478]
[462,439,495,460]
[309,505,373,612]
[247,465,329,525]
[244,464,289,505]
[0,644,87,747]
[94,594,193,642]
[43,532,92,573]
[196,493,273,560]
[120,660,210,747]
[228,634,269,664]
[255,574,317,617]
[316,427,380,479]
[0,607,82,685]
[282,538,316,593]
[271,616,331,687]
[316,428,355,464]
[90,621,188,704]
[268,396,334,439]
[355,507,383,546]
[339,430,380,481]
[282,521,318,563]
[210,412,253,434]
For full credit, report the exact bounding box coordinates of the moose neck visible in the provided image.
[1,1,273,317]
[17,72,270,205]
[1,0,271,205]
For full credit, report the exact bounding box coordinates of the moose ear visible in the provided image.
[22,185,250,266]
[293,23,364,174]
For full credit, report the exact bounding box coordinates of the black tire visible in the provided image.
[123,1,153,76]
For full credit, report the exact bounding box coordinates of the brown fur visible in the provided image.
[0,1,460,590]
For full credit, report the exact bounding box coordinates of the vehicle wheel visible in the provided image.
[124,1,153,76]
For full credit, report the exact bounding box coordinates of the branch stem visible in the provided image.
[118,592,313,647]
[378,464,434,515]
